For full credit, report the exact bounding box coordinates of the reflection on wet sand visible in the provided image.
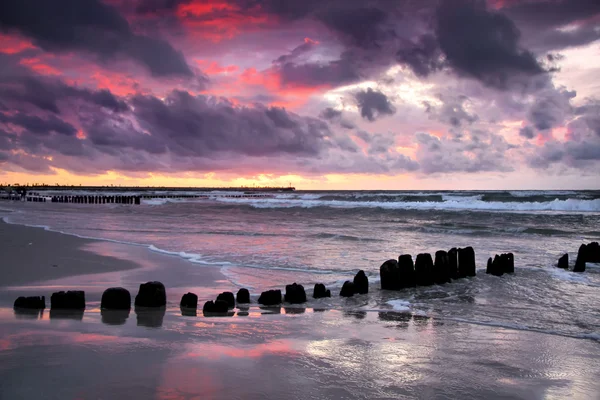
[378,311,412,329]
[259,306,281,314]
[203,311,235,318]
[13,308,44,320]
[135,306,166,328]
[283,307,306,315]
[101,308,131,325]
[180,307,197,317]
[50,309,84,320]
[2,305,600,399]
[412,314,430,327]
[344,310,366,320]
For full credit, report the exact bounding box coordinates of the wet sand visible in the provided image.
[1,222,600,399]
[0,220,229,306]
[0,220,140,287]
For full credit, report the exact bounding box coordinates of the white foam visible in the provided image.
[387,300,411,312]
[143,198,172,206]
[546,267,591,284]
[147,245,232,266]
[509,190,576,197]
[213,196,600,213]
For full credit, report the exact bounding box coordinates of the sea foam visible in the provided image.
[214,196,600,213]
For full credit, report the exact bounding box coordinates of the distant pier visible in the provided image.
[0,185,293,205]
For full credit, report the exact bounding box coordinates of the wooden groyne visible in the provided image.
[0,192,274,205]
[3,185,295,193]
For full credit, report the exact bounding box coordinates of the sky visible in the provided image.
[0,0,599,190]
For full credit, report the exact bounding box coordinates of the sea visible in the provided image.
[1,189,599,341]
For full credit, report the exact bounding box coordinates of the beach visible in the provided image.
[1,192,600,399]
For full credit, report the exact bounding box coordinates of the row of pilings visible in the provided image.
[556,242,600,272]
[49,195,141,204]
[14,248,517,320]
[1,192,272,204]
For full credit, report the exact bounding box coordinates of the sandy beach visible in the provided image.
[1,218,600,399]
[0,218,233,329]
[0,220,141,287]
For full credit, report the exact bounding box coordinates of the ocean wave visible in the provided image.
[309,232,384,242]
[215,196,600,213]
[508,190,577,197]
[147,245,232,266]
[142,198,186,206]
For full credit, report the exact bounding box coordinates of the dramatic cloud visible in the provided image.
[277,56,361,89]
[0,0,599,186]
[0,0,192,77]
[519,126,535,139]
[319,108,342,121]
[134,0,194,15]
[0,113,77,136]
[317,6,393,49]
[502,0,600,52]
[355,88,396,122]
[436,0,545,88]
[396,34,444,78]
[528,87,575,131]
[0,58,129,114]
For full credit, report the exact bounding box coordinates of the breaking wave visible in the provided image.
[215,196,600,213]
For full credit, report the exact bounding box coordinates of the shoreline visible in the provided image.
[0,219,142,287]
[0,219,229,307]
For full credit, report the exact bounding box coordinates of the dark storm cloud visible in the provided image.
[277,55,361,88]
[320,108,342,120]
[528,101,600,168]
[0,73,128,115]
[529,140,600,168]
[435,0,545,89]
[242,0,553,90]
[274,40,318,65]
[502,0,600,51]
[0,113,77,136]
[316,7,393,49]
[504,0,600,28]
[134,0,193,14]
[519,126,535,139]
[0,0,192,77]
[528,87,575,131]
[355,88,396,122]
[0,70,423,175]
[129,90,332,158]
[232,0,326,20]
[319,108,355,130]
[396,34,444,78]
